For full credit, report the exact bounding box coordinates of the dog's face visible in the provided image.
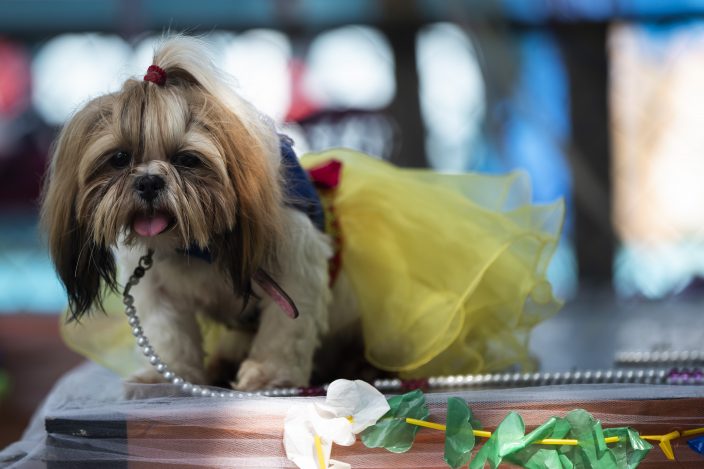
[41,56,283,320]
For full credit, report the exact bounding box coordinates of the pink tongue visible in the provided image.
[133,214,170,237]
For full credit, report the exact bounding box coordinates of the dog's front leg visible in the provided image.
[128,293,206,385]
[235,283,328,390]
[235,212,332,391]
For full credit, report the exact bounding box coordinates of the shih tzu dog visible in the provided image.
[41,36,358,390]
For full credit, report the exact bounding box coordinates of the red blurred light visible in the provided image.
[0,39,31,118]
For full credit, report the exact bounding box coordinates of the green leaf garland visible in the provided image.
[603,427,653,469]
[360,388,428,453]
[359,390,656,468]
[505,418,573,469]
[561,409,621,468]
[470,413,561,469]
[444,397,476,468]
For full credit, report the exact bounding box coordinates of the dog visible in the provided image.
[40,36,359,391]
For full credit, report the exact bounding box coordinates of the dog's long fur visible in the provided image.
[41,37,353,390]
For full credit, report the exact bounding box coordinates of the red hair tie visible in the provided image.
[143,65,166,86]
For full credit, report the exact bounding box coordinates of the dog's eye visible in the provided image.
[110,151,132,169]
[171,153,200,168]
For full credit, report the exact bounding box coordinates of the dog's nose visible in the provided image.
[134,174,165,202]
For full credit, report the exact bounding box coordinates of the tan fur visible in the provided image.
[41,96,119,314]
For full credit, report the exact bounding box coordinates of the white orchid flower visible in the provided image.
[284,403,349,469]
[283,379,390,469]
[315,379,390,436]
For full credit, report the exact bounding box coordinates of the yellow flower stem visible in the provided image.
[404,418,620,446]
[641,431,682,460]
[404,418,704,460]
[538,438,579,446]
[405,418,446,432]
[641,430,680,441]
[682,427,704,437]
[314,434,326,469]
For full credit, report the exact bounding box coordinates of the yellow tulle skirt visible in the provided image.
[61,149,564,379]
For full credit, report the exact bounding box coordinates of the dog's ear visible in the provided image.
[40,98,117,321]
[204,98,284,295]
[151,36,284,293]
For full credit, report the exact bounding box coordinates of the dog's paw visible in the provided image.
[128,368,167,385]
[123,368,166,400]
[233,359,307,391]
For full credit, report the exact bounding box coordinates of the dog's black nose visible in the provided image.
[134,174,165,202]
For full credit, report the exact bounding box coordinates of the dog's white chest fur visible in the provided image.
[137,252,255,329]
[116,209,343,390]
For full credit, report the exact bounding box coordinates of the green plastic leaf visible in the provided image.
[470,412,523,469]
[475,410,652,469]
[510,449,575,469]
[559,409,619,469]
[507,417,563,454]
[505,417,573,469]
[603,427,652,469]
[470,412,524,469]
[471,414,567,469]
[444,397,476,468]
[360,389,428,453]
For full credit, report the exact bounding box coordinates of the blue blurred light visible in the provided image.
[500,0,551,23]
[618,0,704,17]
[298,0,381,25]
[0,214,66,314]
[480,31,572,209]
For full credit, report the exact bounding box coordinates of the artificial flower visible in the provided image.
[283,379,389,469]
[316,379,390,436]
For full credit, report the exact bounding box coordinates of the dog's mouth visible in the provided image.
[132,210,175,237]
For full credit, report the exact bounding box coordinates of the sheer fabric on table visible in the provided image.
[2,362,704,468]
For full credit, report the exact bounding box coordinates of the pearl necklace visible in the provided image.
[123,250,250,398]
[123,251,699,398]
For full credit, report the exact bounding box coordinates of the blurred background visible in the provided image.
[2,0,704,447]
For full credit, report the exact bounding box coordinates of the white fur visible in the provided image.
[119,208,341,390]
[120,37,344,390]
